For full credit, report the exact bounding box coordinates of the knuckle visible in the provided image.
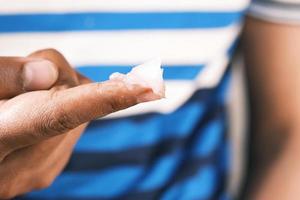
[95,83,116,113]
[96,82,136,114]
[41,48,62,57]
[38,108,78,136]
[110,97,124,111]
[109,93,137,112]
[0,139,10,162]
[0,134,19,163]
[31,48,62,60]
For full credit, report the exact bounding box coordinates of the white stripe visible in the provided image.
[196,55,230,88]
[0,26,240,66]
[0,0,249,14]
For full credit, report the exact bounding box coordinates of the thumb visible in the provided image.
[23,59,58,91]
[0,57,58,99]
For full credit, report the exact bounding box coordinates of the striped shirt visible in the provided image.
[0,1,252,200]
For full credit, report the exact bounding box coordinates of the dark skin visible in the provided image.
[0,49,155,199]
[243,17,300,199]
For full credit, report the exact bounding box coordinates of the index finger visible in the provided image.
[0,60,164,155]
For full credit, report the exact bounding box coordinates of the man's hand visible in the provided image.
[0,49,153,199]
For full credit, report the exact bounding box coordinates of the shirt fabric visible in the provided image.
[249,0,300,24]
[0,0,297,199]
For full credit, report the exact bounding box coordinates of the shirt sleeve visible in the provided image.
[248,0,300,24]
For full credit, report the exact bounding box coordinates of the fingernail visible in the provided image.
[23,60,58,91]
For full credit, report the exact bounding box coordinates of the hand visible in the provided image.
[0,49,153,199]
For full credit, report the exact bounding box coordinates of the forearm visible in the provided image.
[242,16,300,199]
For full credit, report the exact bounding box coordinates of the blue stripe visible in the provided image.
[161,166,217,200]
[0,12,243,33]
[74,101,205,152]
[64,111,225,173]
[219,139,231,173]
[220,193,232,200]
[137,151,183,191]
[77,65,203,82]
[26,166,144,198]
[137,116,224,191]
[25,155,217,199]
[192,118,224,157]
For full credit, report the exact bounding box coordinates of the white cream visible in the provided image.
[109,58,165,98]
